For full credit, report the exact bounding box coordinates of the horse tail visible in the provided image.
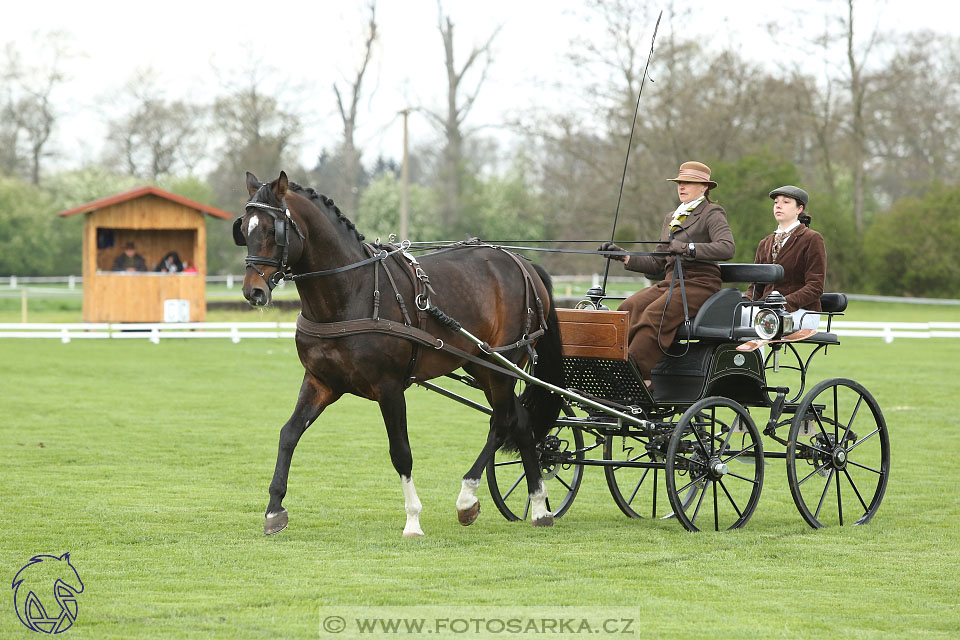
[513,262,565,449]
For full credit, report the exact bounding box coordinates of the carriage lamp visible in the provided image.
[753,291,795,340]
[576,286,611,311]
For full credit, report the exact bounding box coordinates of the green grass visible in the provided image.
[1,335,958,638]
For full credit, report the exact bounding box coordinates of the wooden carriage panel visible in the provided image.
[556,309,628,360]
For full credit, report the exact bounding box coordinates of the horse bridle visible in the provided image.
[234,191,305,290]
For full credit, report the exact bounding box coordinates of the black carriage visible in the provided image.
[428,263,890,532]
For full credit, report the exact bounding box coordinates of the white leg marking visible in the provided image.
[529,479,552,523]
[247,216,260,235]
[456,478,481,511]
[401,475,424,537]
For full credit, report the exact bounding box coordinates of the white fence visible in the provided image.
[1,320,958,343]
[0,322,296,343]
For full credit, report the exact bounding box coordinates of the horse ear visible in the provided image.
[276,171,288,198]
[246,172,260,196]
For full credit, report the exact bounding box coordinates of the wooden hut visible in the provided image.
[58,186,234,323]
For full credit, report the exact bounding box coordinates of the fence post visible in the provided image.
[226,274,234,289]
[68,275,76,289]
[9,275,16,288]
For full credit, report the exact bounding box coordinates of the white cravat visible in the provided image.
[672,195,705,221]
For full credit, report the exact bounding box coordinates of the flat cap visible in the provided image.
[768,185,808,208]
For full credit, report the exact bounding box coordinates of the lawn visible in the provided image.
[1,331,958,638]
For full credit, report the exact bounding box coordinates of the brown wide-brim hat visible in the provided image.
[666,161,718,190]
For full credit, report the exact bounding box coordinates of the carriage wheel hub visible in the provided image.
[833,448,847,468]
[708,457,729,479]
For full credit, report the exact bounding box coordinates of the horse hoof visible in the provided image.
[402,529,424,538]
[532,513,554,527]
[457,500,481,526]
[264,509,289,535]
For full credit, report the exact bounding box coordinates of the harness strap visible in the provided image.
[296,314,523,380]
[286,246,400,281]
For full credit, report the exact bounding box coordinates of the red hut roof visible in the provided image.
[58,185,234,219]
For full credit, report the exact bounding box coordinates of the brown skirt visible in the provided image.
[618,271,722,378]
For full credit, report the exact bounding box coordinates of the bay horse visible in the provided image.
[234,171,564,536]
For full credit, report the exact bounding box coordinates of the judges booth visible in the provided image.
[58,186,234,323]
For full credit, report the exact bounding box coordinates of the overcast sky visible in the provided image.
[3,0,958,172]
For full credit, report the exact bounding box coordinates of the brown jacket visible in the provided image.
[746,224,826,312]
[624,200,736,278]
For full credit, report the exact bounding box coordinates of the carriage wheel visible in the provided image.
[786,378,890,528]
[603,432,698,519]
[665,397,764,532]
[486,424,584,522]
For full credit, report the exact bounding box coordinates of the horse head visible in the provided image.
[235,171,305,306]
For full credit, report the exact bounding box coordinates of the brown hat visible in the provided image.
[667,161,718,189]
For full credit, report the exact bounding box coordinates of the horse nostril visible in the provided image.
[249,288,268,306]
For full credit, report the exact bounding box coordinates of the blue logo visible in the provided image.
[11,553,84,634]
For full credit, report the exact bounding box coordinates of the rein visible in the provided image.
[286,246,402,281]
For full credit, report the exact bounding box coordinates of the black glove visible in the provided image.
[667,239,688,255]
[598,241,626,262]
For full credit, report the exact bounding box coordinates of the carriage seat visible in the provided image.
[675,290,847,344]
[672,263,784,341]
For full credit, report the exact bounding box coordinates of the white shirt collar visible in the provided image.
[775,220,802,235]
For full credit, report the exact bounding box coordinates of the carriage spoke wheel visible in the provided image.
[486,425,584,522]
[603,431,697,519]
[665,397,764,532]
[786,378,890,528]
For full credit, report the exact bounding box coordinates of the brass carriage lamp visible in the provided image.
[753,291,794,340]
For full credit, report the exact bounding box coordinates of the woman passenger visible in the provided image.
[745,185,825,330]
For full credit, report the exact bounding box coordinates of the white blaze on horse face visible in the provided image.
[247,216,260,236]
[456,478,481,511]
[529,480,552,523]
[401,475,424,537]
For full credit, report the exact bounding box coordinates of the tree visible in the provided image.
[1,33,72,184]
[424,2,501,234]
[330,1,378,219]
[863,184,960,298]
[102,68,207,179]
[357,173,441,242]
[868,34,960,203]
[0,176,56,275]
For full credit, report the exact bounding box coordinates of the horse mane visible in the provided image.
[288,181,366,243]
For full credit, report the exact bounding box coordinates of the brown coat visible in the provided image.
[624,200,736,278]
[617,200,735,378]
[746,224,826,312]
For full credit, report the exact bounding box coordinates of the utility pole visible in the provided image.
[400,108,410,241]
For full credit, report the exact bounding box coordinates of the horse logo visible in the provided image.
[11,553,84,634]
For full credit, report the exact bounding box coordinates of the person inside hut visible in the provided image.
[156,251,183,273]
[744,185,825,330]
[599,161,735,391]
[112,242,148,272]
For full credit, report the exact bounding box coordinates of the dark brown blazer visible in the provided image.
[624,200,736,278]
[746,224,826,312]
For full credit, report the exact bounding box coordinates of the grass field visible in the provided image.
[2,324,959,638]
